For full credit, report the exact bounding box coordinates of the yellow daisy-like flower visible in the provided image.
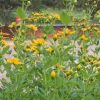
[25,46,39,54]
[31,46,39,54]
[1,39,9,46]
[80,34,88,41]
[7,58,23,65]
[9,22,17,28]
[46,47,54,53]
[33,38,47,46]
[53,34,58,40]
[65,28,75,35]
[26,24,37,31]
[57,31,64,36]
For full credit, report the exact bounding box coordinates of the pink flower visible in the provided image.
[16,16,21,24]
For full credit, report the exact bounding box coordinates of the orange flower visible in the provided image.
[16,16,21,24]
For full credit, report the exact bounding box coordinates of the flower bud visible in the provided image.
[51,70,56,78]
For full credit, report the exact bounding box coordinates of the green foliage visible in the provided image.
[60,12,71,25]
[42,25,55,34]
[16,7,27,20]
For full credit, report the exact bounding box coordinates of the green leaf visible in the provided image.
[16,7,27,20]
[2,46,9,55]
[42,25,55,34]
[60,12,71,25]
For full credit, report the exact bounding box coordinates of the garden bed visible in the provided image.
[0,22,100,39]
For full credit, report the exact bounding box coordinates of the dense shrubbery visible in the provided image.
[0,0,99,10]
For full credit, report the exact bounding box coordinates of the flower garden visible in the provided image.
[0,0,100,100]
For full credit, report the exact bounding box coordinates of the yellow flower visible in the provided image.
[7,58,22,65]
[77,64,82,71]
[65,28,75,35]
[97,30,100,34]
[25,45,39,54]
[9,22,17,28]
[80,34,88,41]
[31,46,39,54]
[46,47,54,53]
[1,39,8,46]
[57,31,64,36]
[0,31,3,35]
[54,14,60,20]
[51,70,56,78]
[53,34,58,40]
[93,61,100,65]
[33,38,47,46]
[26,24,37,31]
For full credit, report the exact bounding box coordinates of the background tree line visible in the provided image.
[0,0,100,22]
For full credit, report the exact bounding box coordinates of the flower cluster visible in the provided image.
[26,12,60,23]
